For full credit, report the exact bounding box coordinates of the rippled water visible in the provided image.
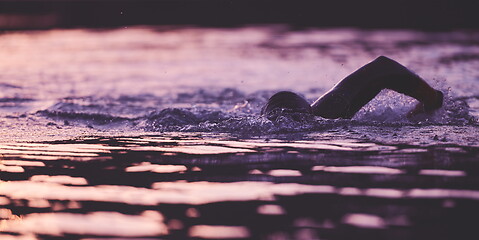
[1,25,479,239]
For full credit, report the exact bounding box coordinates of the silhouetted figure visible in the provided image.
[262,56,444,119]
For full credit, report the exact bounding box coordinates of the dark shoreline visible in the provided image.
[1,0,478,30]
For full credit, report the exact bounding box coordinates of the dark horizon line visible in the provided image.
[1,0,478,31]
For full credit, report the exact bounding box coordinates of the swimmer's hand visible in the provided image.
[407,90,444,118]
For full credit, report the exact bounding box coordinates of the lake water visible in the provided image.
[1,25,479,239]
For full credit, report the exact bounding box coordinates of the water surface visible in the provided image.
[1,25,479,239]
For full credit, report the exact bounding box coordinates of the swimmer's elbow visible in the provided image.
[374,55,396,64]
[371,55,411,74]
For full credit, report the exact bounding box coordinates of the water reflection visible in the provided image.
[3,179,479,207]
[1,160,44,167]
[0,165,24,173]
[1,135,479,239]
[312,165,404,174]
[419,169,466,177]
[2,212,168,237]
[342,213,386,229]
[125,163,187,173]
[257,204,286,215]
[30,175,88,185]
[189,225,250,239]
[267,169,302,176]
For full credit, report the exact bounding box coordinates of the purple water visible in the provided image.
[1,25,479,239]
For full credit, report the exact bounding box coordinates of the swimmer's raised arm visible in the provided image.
[262,56,444,119]
[311,56,443,118]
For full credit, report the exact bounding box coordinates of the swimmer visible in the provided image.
[262,56,444,119]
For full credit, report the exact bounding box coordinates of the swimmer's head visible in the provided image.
[261,91,312,116]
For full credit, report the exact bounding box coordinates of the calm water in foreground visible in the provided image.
[1,25,479,239]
